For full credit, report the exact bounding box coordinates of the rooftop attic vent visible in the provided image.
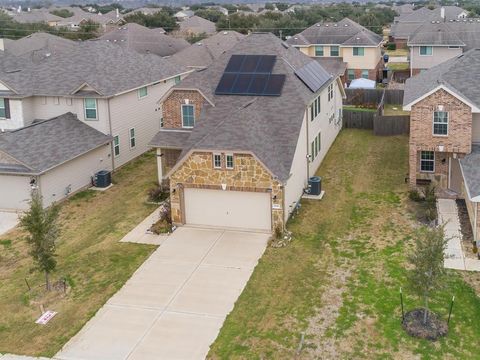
[344,24,349,27]
[223,31,228,34]
[325,24,329,27]
[334,24,338,27]
[197,42,203,46]
[316,23,320,26]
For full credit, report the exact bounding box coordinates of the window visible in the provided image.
[311,132,321,160]
[316,132,321,154]
[129,128,136,148]
[433,111,448,135]
[213,153,222,169]
[226,154,234,169]
[353,47,364,56]
[138,86,148,98]
[347,69,355,80]
[315,46,324,56]
[361,70,369,79]
[311,141,315,161]
[419,46,433,56]
[84,98,97,120]
[181,104,195,128]
[314,136,319,157]
[113,135,120,157]
[310,95,321,120]
[420,151,434,172]
[0,98,6,118]
[174,75,181,85]
[328,84,334,102]
[160,117,164,128]
[330,46,339,57]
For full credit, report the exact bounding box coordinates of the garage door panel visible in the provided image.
[0,175,31,210]
[184,188,271,231]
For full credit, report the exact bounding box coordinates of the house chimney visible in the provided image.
[441,7,445,21]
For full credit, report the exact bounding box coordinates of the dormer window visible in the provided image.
[433,110,448,136]
[181,104,195,128]
[315,46,324,56]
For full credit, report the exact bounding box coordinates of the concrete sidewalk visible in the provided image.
[55,227,269,360]
[438,199,480,271]
[119,207,168,246]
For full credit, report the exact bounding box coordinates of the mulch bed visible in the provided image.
[402,309,448,341]
[456,199,477,259]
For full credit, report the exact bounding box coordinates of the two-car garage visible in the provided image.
[183,188,272,232]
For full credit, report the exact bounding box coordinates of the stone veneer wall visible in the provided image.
[169,152,284,231]
[162,90,206,129]
[409,89,472,186]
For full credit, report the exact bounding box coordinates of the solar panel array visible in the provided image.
[215,55,286,96]
[294,61,332,93]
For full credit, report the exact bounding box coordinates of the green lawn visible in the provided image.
[385,48,409,57]
[0,152,159,357]
[343,105,377,113]
[387,63,410,71]
[209,130,480,359]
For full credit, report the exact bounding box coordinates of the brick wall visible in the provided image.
[162,90,206,128]
[409,88,472,186]
[170,151,284,231]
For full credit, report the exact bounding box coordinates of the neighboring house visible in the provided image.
[0,113,112,210]
[390,6,469,48]
[174,9,194,21]
[178,15,216,35]
[3,32,76,56]
[205,6,229,16]
[170,31,245,69]
[149,33,345,232]
[283,5,310,14]
[7,9,63,26]
[393,3,415,16]
[51,7,125,32]
[124,7,164,16]
[0,35,188,173]
[403,49,480,241]
[287,18,384,82]
[95,23,189,57]
[408,19,480,75]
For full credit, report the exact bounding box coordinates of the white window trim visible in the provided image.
[419,46,433,56]
[225,154,234,169]
[213,153,222,169]
[129,128,136,149]
[181,104,195,128]
[138,86,148,99]
[420,151,435,173]
[84,98,98,120]
[432,111,449,137]
[113,135,120,158]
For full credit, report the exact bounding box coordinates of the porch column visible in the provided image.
[409,144,417,187]
[156,148,163,183]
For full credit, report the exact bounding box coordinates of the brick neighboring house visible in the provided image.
[286,18,383,83]
[404,49,480,242]
[150,33,345,232]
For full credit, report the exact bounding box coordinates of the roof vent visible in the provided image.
[316,23,320,27]
[344,24,349,27]
[223,31,228,34]
[356,37,360,40]
[325,24,329,27]
[333,24,338,27]
[197,42,202,46]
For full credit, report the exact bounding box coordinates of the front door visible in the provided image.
[449,157,462,194]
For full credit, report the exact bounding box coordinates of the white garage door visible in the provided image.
[0,175,31,211]
[184,188,271,231]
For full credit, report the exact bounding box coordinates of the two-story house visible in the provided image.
[404,49,480,243]
[408,20,480,76]
[149,33,345,232]
[0,34,189,210]
[286,18,383,83]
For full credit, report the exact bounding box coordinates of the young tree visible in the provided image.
[408,226,449,324]
[20,191,61,291]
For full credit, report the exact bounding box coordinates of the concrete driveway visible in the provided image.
[0,211,19,236]
[56,227,269,360]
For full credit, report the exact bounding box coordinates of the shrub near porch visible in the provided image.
[209,129,480,359]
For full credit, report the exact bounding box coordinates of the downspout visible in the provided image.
[475,203,478,246]
[305,108,310,181]
[410,45,413,78]
[106,97,115,172]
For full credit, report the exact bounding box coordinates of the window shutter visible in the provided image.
[4,99,10,119]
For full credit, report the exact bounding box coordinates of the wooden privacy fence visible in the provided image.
[373,115,410,136]
[345,89,404,106]
[343,109,374,129]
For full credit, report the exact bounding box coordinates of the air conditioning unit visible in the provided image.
[93,170,111,188]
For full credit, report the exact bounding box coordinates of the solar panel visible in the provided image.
[215,54,285,96]
[263,74,286,96]
[295,61,332,93]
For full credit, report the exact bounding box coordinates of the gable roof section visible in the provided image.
[403,49,480,110]
[160,33,336,182]
[407,21,465,46]
[0,36,186,97]
[0,112,112,175]
[287,18,382,47]
[96,23,189,57]
[179,15,216,34]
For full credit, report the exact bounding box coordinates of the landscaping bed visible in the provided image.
[456,199,476,259]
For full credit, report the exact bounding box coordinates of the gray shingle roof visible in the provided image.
[149,129,192,149]
[170,31,245,68]
[314,57,347,77]
[407,22,466,46]
[403,49,480,108]
[0,112,112,174]
[0,35,186,97]
[179,15,216,35]
[460,145,480,199]
[4,32,76,56]
[7,9,63,23]
[156,33,335,182]
[96,23,188,57]
[287,18,382,47]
